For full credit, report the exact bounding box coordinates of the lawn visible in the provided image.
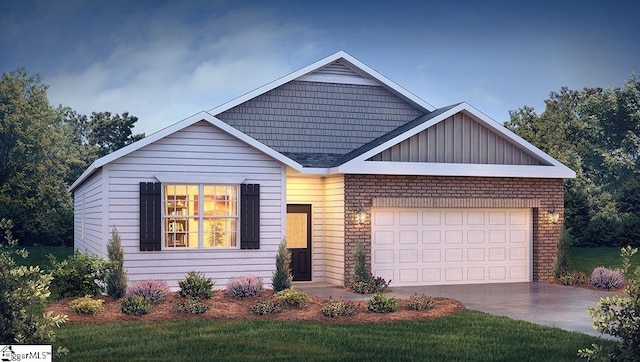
[15,246,619,361]
[569,246,640,274]
[56,312,611,361]
[20,245,73,268]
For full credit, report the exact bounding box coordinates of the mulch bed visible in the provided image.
[45,291,465,324]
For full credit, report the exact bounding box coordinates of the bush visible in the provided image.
[225,275,263,298]
[69,296,104,315]
[588,267,626,290]
[367,293,397,313]
[407,294,435,311]
[126,280,171,303]
[350,242,391,294]
[579,246,640,361]
[178,271,215,300]
[321,298,357,318]
[557,270,587,286]
[48,251,109,299]
[174,297,209,314]
[0,218,68,346]
[249,299,284,315]
[275,288,309,308]
[106,226,127,299]
[120,295,151,316]
[272,239,293,292]
[553,228,571,279]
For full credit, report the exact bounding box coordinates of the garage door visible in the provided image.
[371,208,531,286]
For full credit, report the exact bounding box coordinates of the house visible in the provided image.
[70,51,575,289]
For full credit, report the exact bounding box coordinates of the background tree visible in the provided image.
[505,75,640,246]
[0,68,74,245]
[1,68,145,245]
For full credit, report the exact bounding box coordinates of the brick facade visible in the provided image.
[343,174,564,286]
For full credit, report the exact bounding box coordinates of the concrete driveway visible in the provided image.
[297,282,620,339]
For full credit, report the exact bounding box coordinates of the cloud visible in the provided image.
[45,4,323,135]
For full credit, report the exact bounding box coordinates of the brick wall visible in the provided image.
[343,175,564,286]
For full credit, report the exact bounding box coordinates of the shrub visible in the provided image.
[225,275,263,298]
[175,297,209,314]
[588,267,626,290]
[126,280,171,303]
[350,242,391,294]
[553,228,571,279]
[275,288,309,308]
[178,271,215,300]
[367,293,397,313]
[557,270,587,286]
[69,296,104,315]
[407,294,435,311]
[48,251,109,299]
[249,299,284,315]
[272,239,293,292]
[579,246,640,361]
[0,218,68,347]
[321,298,357,318]
[106,226,127,299]
[120,295,151,316]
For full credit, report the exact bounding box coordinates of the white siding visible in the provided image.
[324,174,345,286]
[286,175,325,282]
[105,121,286,288]
[73,169,107,258]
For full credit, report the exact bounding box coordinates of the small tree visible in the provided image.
[0,218,67,347]
[272,239,293,292]
[350,242,390,294]
[106,226,127,299]
[553,228,571,279]
[579,246,640,361]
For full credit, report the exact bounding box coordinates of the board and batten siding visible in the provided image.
[368,111,548,166]
[286,175,325,282]
[324,174,345,286]
[73,169,107,258]
[104,121,286,289]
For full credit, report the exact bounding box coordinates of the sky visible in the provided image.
[1,0,638,136]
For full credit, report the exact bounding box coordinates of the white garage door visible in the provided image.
[371,208,532,286]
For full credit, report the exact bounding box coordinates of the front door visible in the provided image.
[286,204,312,281]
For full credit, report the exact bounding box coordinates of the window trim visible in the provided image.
[162,183,240,250]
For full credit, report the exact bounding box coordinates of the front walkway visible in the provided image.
[296,282,620,339]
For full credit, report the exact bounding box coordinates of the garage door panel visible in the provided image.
[422,249,440,262]
[422,212,441,225]
[445,230,463,243]
[372,207,531,286]
[399,211,419,225]
[373,230,394,244]
[399,249,419,263]
[422,230,441,244]
[399,230,418,244]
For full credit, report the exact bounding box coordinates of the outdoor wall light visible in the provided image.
[548,206,560,224]
[355,207,367,225]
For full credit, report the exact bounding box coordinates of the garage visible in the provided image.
[371,207,532,286]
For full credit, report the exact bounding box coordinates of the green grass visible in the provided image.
[569,246,640,274]
[55,311,611,361]
[16,245,73,268]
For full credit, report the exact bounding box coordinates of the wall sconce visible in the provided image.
[548,206,560,224]
[355,207,367,225]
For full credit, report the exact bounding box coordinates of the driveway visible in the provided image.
[296,282,620,339]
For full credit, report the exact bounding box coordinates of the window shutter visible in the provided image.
[140,182,162,251]
[240,184,260,249]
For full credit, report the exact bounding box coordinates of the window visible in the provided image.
[163,184,238,248]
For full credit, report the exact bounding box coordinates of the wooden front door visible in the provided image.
[286,204,312,281]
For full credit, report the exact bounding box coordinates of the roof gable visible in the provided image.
[368,110,548,166]
[334,103,576,178]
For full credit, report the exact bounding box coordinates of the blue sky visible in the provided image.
[1,0,638,135]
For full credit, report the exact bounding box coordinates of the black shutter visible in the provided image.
[240,184,260,249]
[140,182,162,251]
